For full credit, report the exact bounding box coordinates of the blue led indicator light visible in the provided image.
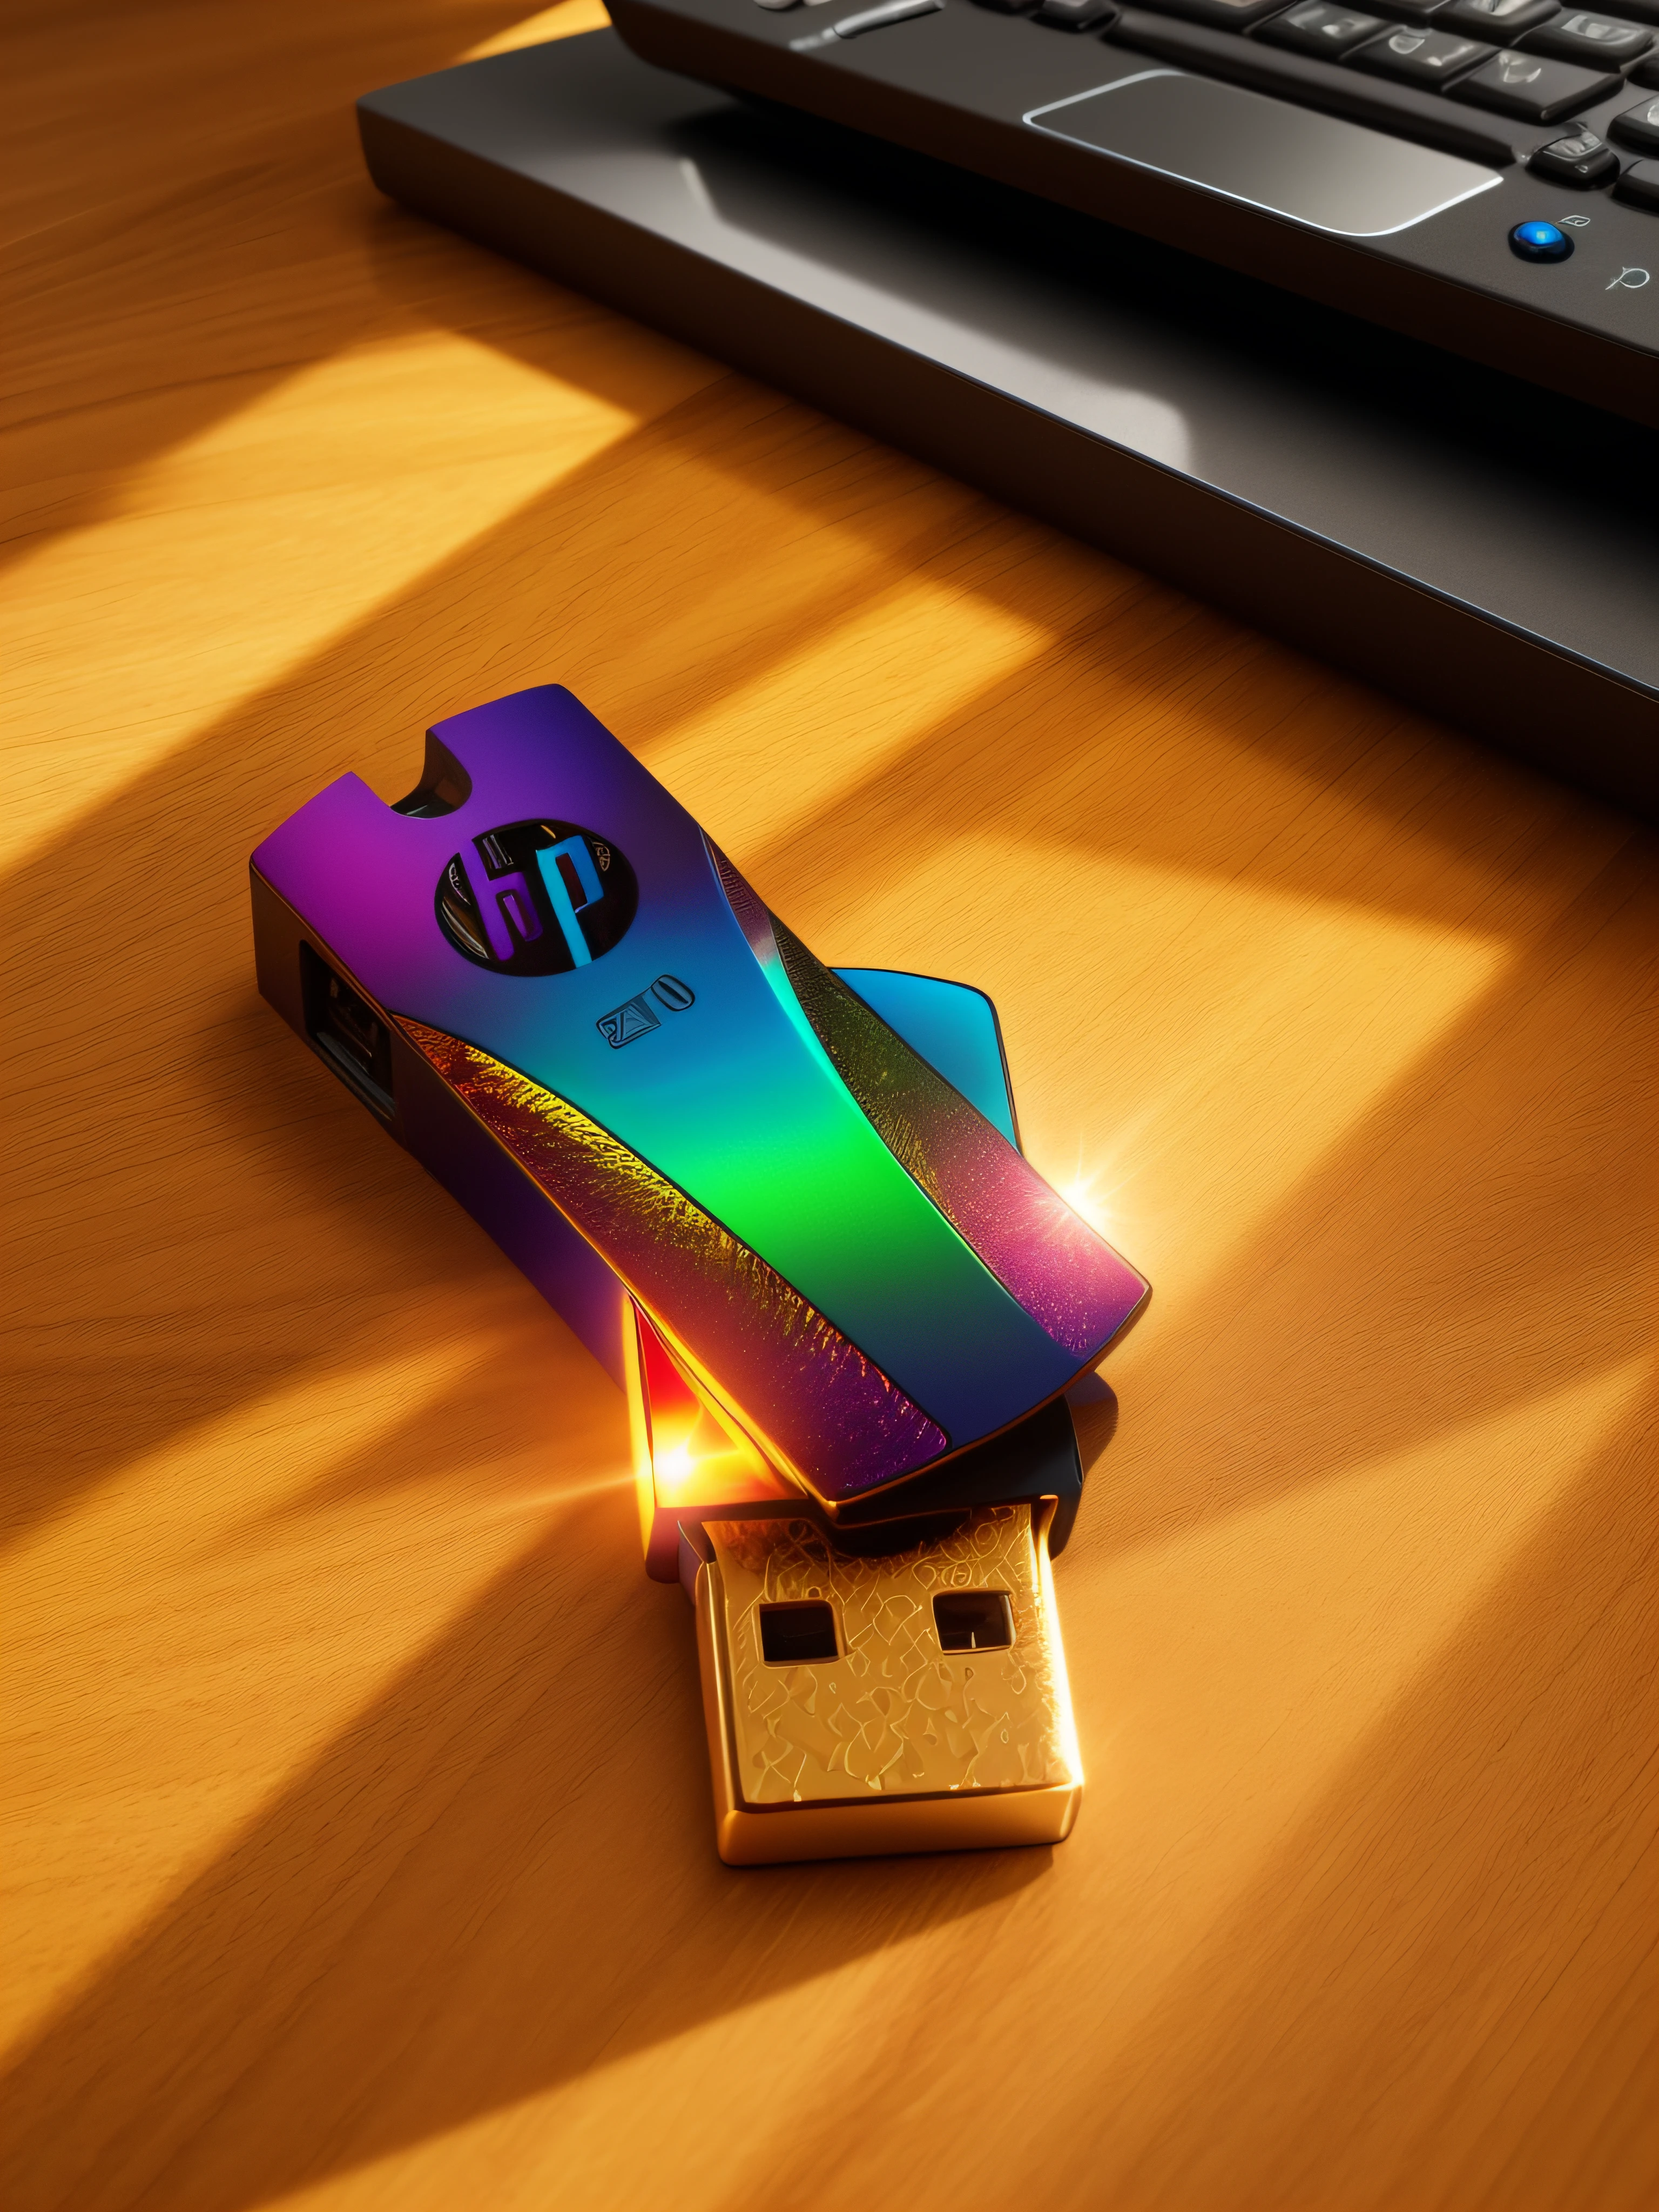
[1509,220,1573,263]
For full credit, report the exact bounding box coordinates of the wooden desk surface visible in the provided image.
[4,5,1655,2207]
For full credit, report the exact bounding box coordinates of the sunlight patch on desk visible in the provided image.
[838,832,1507,1332]
[460,0,615,59]
[0,330,655,874]
[254,1907,1014,2212]
[1035,1356,1654,2124]
[632,578,1055,860]
[0,1329,603,2057]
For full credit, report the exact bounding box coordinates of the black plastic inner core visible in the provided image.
[933,1591,1014,1652]
[759,1601,839,1664]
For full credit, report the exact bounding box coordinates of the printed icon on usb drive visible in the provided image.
[436,819,638,974]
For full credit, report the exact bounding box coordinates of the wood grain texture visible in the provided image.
[3,5,1655,2208]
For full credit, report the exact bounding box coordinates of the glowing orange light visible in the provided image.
[626,1300,791,1577]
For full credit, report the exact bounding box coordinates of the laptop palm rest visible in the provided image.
[1025,70,1502,238]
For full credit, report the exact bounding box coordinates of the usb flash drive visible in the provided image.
[251,685,1149,1862]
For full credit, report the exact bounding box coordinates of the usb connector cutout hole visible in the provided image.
[300,943,395,1121]
[759,1601,838,1664]
[933,1592,1013,1652]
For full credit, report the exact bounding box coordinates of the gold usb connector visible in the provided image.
[626,1285,1087,1865]
[686,1502,1083,1864]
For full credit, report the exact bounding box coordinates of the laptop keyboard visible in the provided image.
[1057,2,1650,174]
[776,0,1659,197]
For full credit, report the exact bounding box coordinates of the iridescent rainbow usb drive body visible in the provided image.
[251,686,1148,1862]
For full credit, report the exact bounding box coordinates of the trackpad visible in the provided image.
[1024,69,1500,238]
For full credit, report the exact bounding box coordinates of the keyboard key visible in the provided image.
[1453,46,1623,110]
[1521,11,1655,60]
[1031,0,1118,22]
[1436,0,1561,37]
[830,0,945,32]
[1108,9,1534,153]
[1633,53,1659,78]
[1381,0,1454,17]
[1611,92,1659,147]
[1509,215,1576,252]
[1612,152,1659,200]
[1527,124,1622,177]
[1131,0,1290,25]
[1257,3,1390,53]
[1349,23,1495,76]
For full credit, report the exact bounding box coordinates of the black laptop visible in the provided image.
[609,0,1659,423]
